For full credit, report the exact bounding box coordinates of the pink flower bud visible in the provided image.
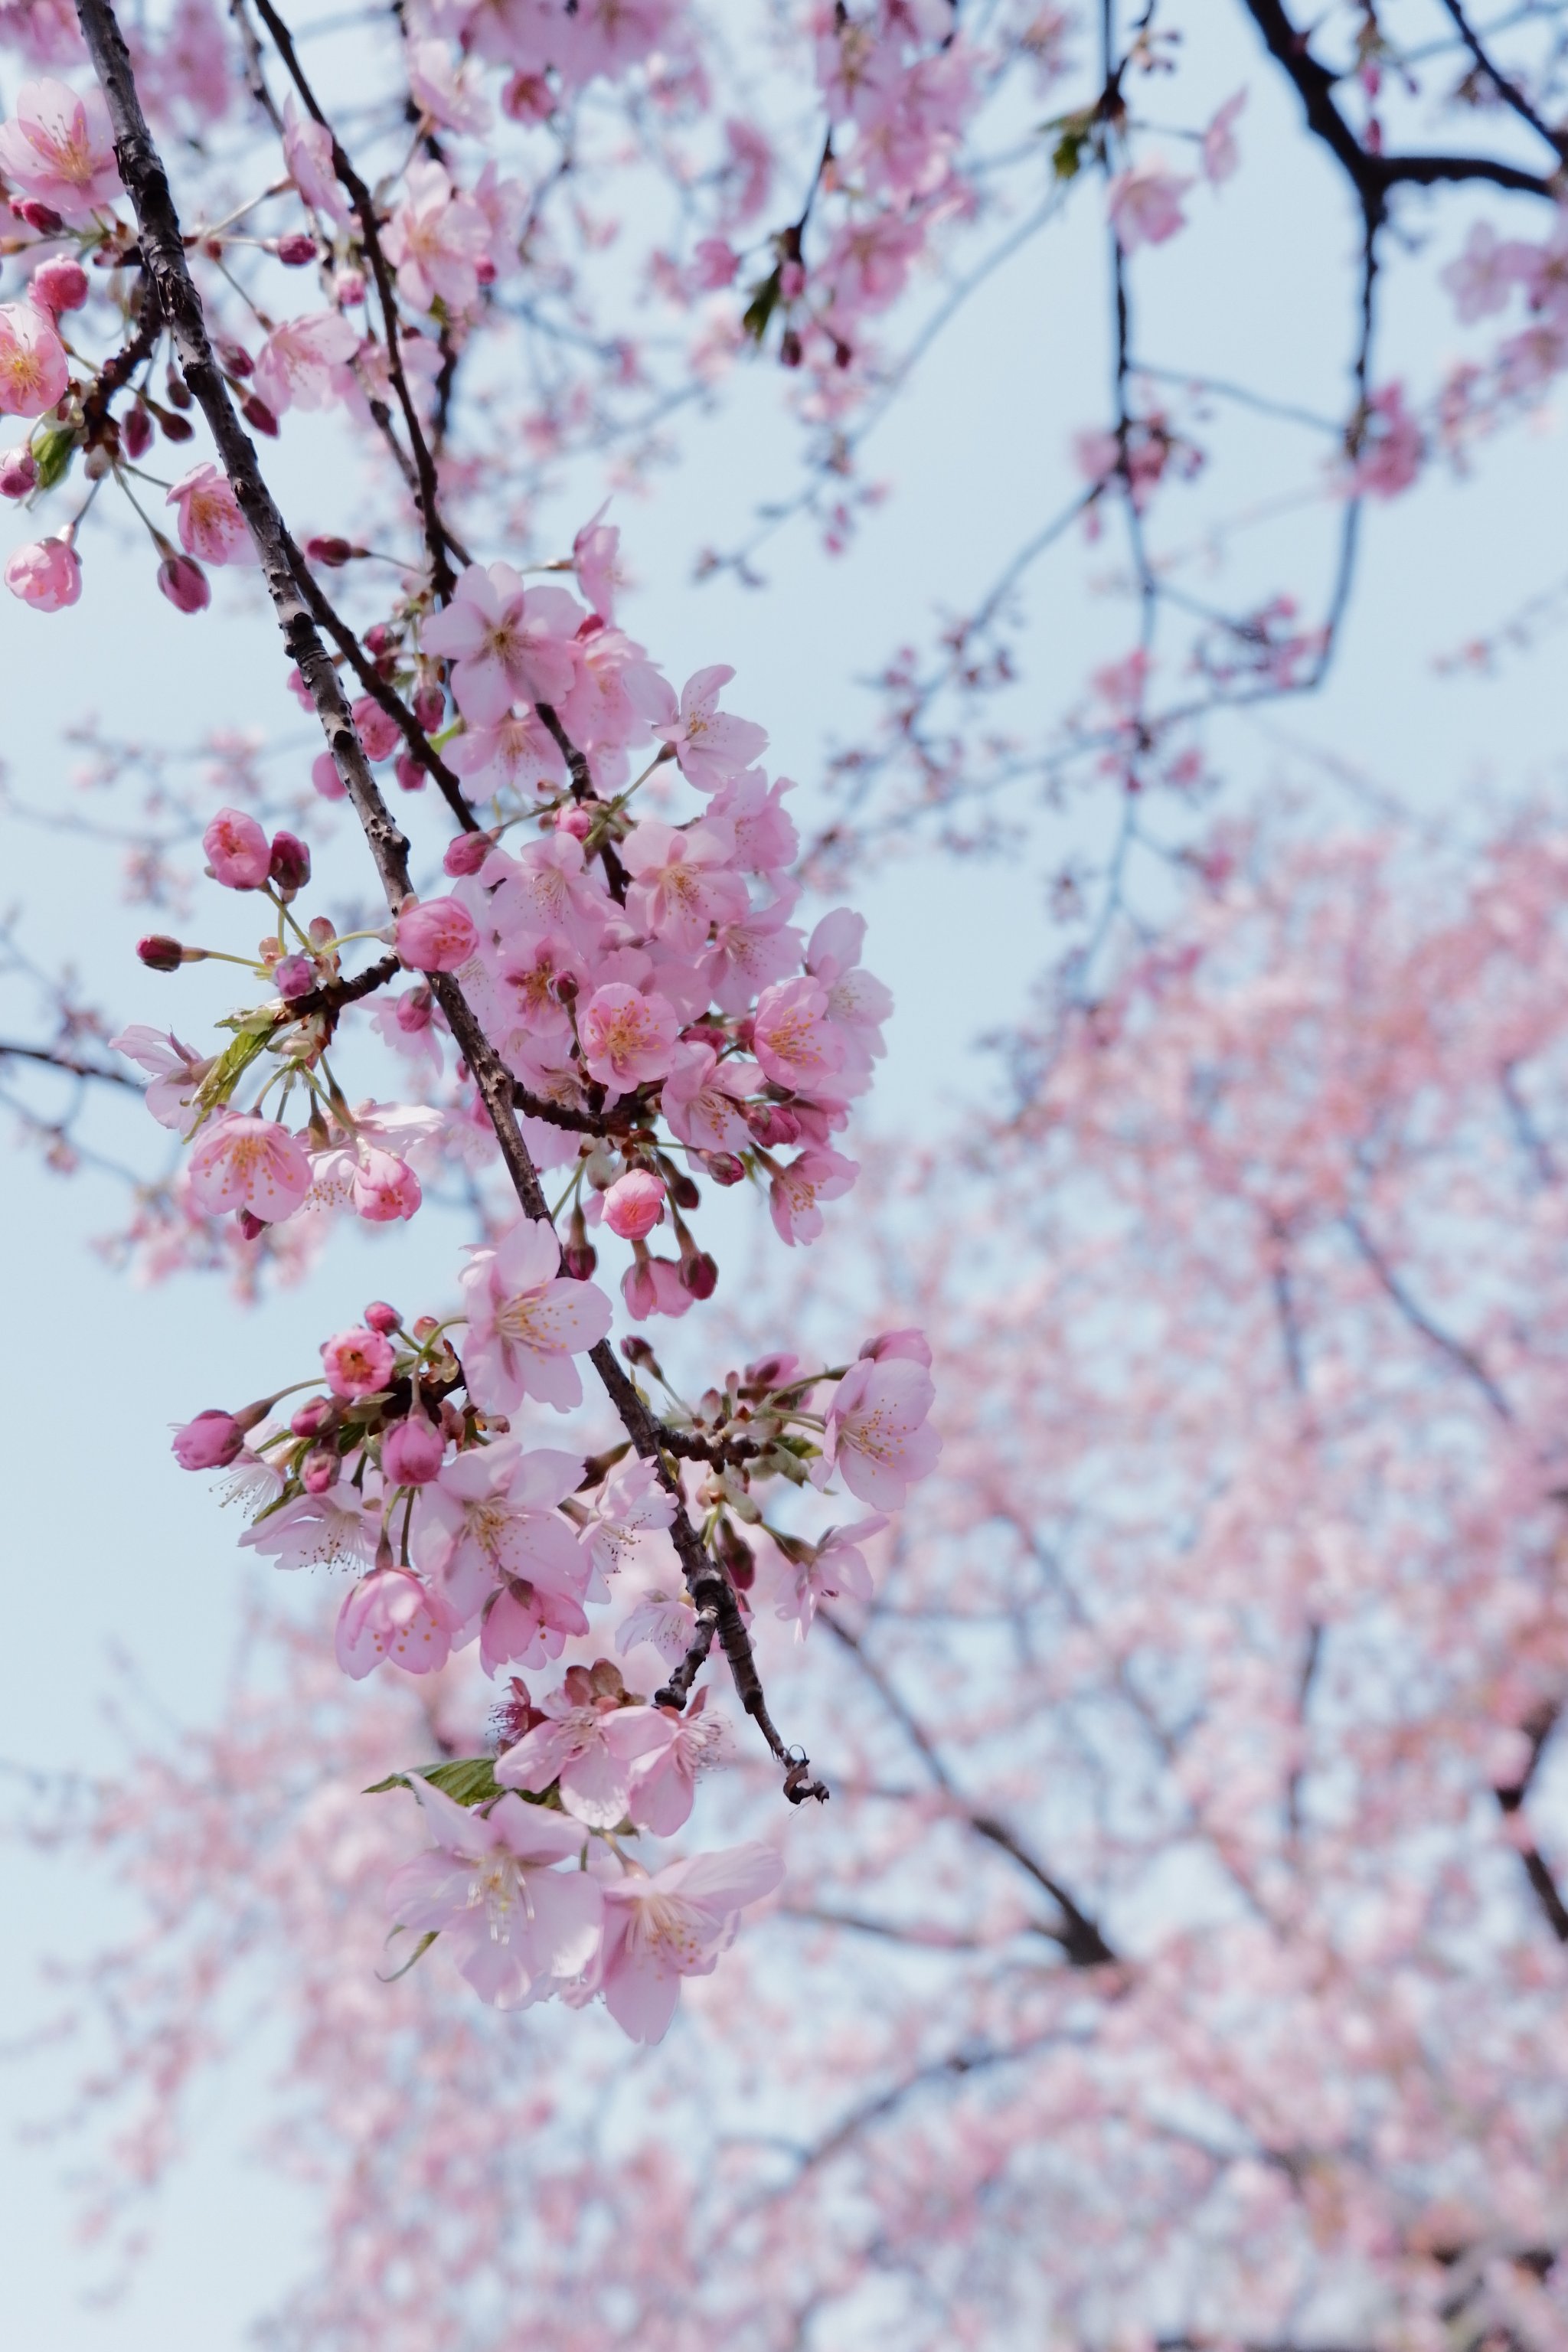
[276,232,318,266]
[171,1410,244,1469]
[395,895,478,973]
[363,1300,401,1335]
[311,750,346,802]
[157,550,211,612]
[301,1446,338,1492]
[320,1325,396,1399]
[746,1102,801,1147]
[351,694,403,763]
[334,268,367,305]
[217,340,253,377]
[681,1249,718,1300]
[237,1207,266,1240]
[413,684,444,732]
[30,256,87,315]
[562,1239,598,1279]
[306,534,355,566]
[555,804,593,839]
[394,751,425,792]
[17,198,64,232]
[501,69,553,122]
[268,829,311,894]
[203,805,272,890]
[0,444,37,497]
[136,932,185,972]
[443,829,495,877]
[382,1412,446,1485]
[703,1152,746,1186]
[779,260,806,299]
[274,952,315,998]
[241,393,279,436]
[291,1396,334,1438]
[122,403,152,459]
[5,534,81,611]
[603,1168,667,1240]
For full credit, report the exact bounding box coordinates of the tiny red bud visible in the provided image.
[306,534,355,567]
[165,368,192,411]
[703,1152,746,1186]
[620,1334,655,1365]
[242,394,279,436]
[158,409,195,443]
[291,1396,334,1439]
[363,1300,401,1335]
[562,1241,598,1280]
[669,1171,700,1211]
[394,750,426,792]
[681,1250,718,1301]
[157,551,210,613]
[275,232,318,266]
[443,828,495,877]
[413,684,445,733]
[17,198,64,232]
[136,932,185,972]
[779,328,803,368]
[236,1207,266,1240]
[122,403,153,460]
[218,341,253,378]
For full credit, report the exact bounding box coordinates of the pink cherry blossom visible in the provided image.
[165,462,255,566]
[596,1843,784,2043]
[633,663,768,793]
[444,707,568,800]
[1202,89,1246,184]
[385,1782,600,2009]
[458,1217,612,1414]
[381,1412,446,1487]
[622,818,749,954]
[768,1146,859,1246]
[622,1252,694,1321]
[421,564,581,725]
[170,1409,245,1471]
[250,312,360,415]
[603,1168,666,1240]
[396,897,479,973]
[237,1478,380,1572]
[28,255,87,315]
[660,1039,755,1153]
[280,93,347,220]
[0,299,67,413]
[203,805,270,889]
[753,975,847,1093]
[335,1567,457,1678]
[186,1114,312,1221]
[812,1354,940,1509]
[624,1689,724,1833]
[773,1514,888,1636]
[5,532,80,609]
[319,1325,394,1399]
[406,38,493,134]
[411,1439,586,1624]
[496,1685,671,1827]
[109,1024,208,1131]
[383,158,490,315]
[572,505,623,619]
[0,78,120,222]
[707,770,799,872]
[614,1588,697,1669]
[580,1457,677,1586]
[478,1578,590,1675]
[1109,159,1193,251]
[157,552,209,614]
[578,984,680,1091]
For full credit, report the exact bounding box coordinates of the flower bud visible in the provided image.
[17,199,64,232]
[236,1207,266,1240]
[218,341,253,377]
[703,1152,746,1186]
[394,750,426,792]
[395,895,478,973]
[668,1169,700,1211]
[291,1396,334,1438]
[306,534,356,566]
[136,933,185,972]
[334,267,367,305]
[158,407,194,443]
[275,232,318,266]
[681,1250,718,1300]
[620,1334,656,1366]
[204,806,272,890]
[165,365,192,411]
[29,256,87,315]
[603,1168,667,1240]
[274,952,315,998]
[301,1446,338,1493]
[0,445,37,498]
[555,804,593,840]
[122,403,152,460]
[363,1300,401,1335]
[241,394,279,436]
[443,828,495,877]
[171,1410,244,1470]
[562,1239,598,1279]
[266,830,310,897]
[413,684,444,733]
[382,1412,445,1485]
[157,551,211,613]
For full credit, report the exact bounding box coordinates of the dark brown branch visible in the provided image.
[1438,0,1568,162]
[76,0,821,1808]
[1494,1705,1568,1943]
[511,1080,639,1135]
[288,948,401,1026]
[0,1039,139,1087]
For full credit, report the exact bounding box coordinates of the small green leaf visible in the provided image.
[365,1756,501,1806]
[192,1024,273,1117]
[377,1928,438,1983]
[31,420,77,491]
[742,267,782,345]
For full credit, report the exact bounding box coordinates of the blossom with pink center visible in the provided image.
[0,301,67,415]
[557,623,665,753]
[806,906,893,1089]
[768,1147,859,1246]
[1202,88,1246,184]
[752,975,847,1093]
[1108,160,1193,252]
[703,893,804,1014]
[0,80,121,223]
[171,1409,245,1471]
[203,805,271,889]
[5,534,80,609]
[165,462,256,566]
[603,1168,667,1240]
[631,663,768,793]
[281,93,348,220]
[660,1040,755,1153]
[383,158,490,314]
[572,504,623,619]
[396,896,478,973]
[579,984,680,1092]
[487,835,609,955]
[412,1438,586,1625]
[187,1114,312,1221]
[774,1514,887,1637]
[251,311,360,415]
[707,770,799,872]
[109,1024,209,1132]
[497,1688,672,1828]
[581,1457,677,1589]
[320,1325,395,1399]
[445,707,568,800]
[596,1842,784,2043]
[459,1216,612,1415]
[335,1566,458,1678]
[626,1688,725,1833]
[623,818,748,955]
[238,1478,381,1572]
[421,564,581,725]
[812,1355,940,1509]
[385,1781,601,2010]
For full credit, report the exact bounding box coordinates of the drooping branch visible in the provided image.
[74,0,824,1807]
[1493,1705,1568,1944]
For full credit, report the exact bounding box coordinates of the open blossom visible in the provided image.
[581,1456,677,1588]
[251,311,359,414]
[459,1217,612,1414]
[0,301,67,415]
[596,1843,785,2044]
[203,805,271,889]
[383,158,490,313]
[109,1024,209,1131]
[187,1114,312,1221]
[774,1514,888,1636]
[813,1354,940,1508]
[579,985,680,1091]
[335,1566,457,1678]
[385,1782,601,2010]
[407,37,493,133]
[445,707,568,800]
[769,1147,859,1246]
[411,1439,586,1623]
[396,896,478,973]
[497,1682,671,1828]
[1109,160,1193,251]
[1351,382,1422,500]
[622,818,748,954]
[238,1478,381,1572]
[573,506,622,618]
[281,93,347,220]
[166,462,255,566]
[806,907,893,1086]
[615,1588,697,1670]
[0,79,121,222]
[633,664,768,792]
[421,564,580,724]
[320,1325,395,1399]
[5,534,80,609]
[660,1040,754,1153]
[753,975,847,1093]
[623,1692,724,1834]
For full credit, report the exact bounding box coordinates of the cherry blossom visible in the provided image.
[0,298,67,413]
[596,1843,785,2043]
[0,77,120,221]
[812,1354,939,1508]
[185,1114,312,1221]
[384,1781,600,2010]
[335,1566,458,1678]
[458,1217,612,1413]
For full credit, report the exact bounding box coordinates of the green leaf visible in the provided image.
[364,1756,501,1807]
[742,267,782,345]
[377,1928,438,1983]
[192,1024,273,1118]
[31,420,77,491]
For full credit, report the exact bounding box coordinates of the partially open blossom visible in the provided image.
[396,896,479,973]
[171,1409,245,1471]
[603,1168,666,1240]
[203,806,272,890]
[157,551,210,613]
[5,533,80,609]
[335,1568,456,1678]
[382,1411,446,1486]
[28,255,87,315]
[0,445,37,497]
[187,1113,312,1221]
[773,1514,887,1636]
[320,1325,395,1399]
[166,462,256,566]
